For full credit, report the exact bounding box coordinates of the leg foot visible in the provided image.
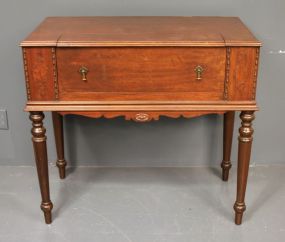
[221,161,231,181]
[233,111,255,225]
[30,111,53,224]
[234,202,246,225]
[41,201,53,224]
[221,111,235,181]
[57,159,66,179]
[52,112,67,179]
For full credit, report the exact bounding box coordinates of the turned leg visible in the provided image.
[234,111,255,225]
[30,111,53,224]
[52,112,67,179]
[221,111,235,181]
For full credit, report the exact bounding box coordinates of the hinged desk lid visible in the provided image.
[21,16,261,47]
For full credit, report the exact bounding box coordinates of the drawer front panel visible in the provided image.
[56,47,226,101]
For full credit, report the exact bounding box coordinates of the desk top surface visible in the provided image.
[21,16,261,47]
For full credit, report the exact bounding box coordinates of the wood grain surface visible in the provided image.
[57,47,226,101]
[21,17,261,47]
[21,17,261,225]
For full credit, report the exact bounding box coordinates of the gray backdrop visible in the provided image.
[0,0,284,167]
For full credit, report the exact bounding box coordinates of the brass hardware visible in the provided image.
[79,66,89,81]
[194,65,204,80]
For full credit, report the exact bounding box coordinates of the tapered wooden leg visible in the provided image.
[52,112,67,179]
[30,111,53,224]
[234,111,255,225]
[221,111,235,181]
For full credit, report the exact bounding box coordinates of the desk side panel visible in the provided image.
[227,47,260,101]
[22,47,57,101]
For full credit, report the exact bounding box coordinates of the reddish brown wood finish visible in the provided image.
[52,112,67,179]
[234,111,255,225]
[57,47,226,101]
[21,17,261,47]
[29,112,53,224]
[21,17,261,225]
[25,100,258,112]
[227,47,260,101]
[23,46,260,104]
[58,111,225,121]
[221,111,235,181]
[23,48,57,101]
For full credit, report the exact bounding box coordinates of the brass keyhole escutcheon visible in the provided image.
[195,65,204,80]
[79,66,89,81]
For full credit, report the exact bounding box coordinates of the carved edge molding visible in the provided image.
[52,48,59,100]
[58,111,225,122]
[22,48,31,100]
[252,47,260,100]
[224,47,231,100]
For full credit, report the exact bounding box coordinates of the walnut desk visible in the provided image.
[20,17,261,225]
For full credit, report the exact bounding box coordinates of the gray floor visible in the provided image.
[0,165,285,242]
